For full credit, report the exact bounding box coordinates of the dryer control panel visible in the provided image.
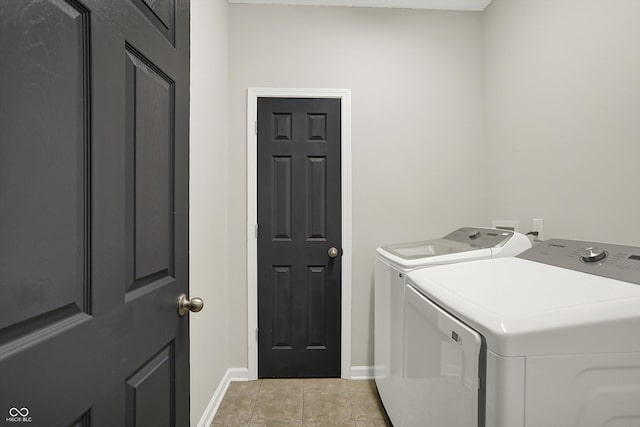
[518,239,640,285]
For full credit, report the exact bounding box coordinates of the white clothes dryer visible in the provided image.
[404,239,640,427]
[374,227,530,425]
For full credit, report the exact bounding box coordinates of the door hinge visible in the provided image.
[255,120,258,135]
[255,223,259,239]
[256,328,259,341]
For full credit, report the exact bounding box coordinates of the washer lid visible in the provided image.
[376,227,522,269]
[381,239,475,259]
[377,239,492,270]
[407,257,640,357]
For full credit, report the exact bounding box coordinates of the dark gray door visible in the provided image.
[257,98,342,378]
[0,0,190,425]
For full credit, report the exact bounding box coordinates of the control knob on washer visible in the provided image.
[580,247,607,263]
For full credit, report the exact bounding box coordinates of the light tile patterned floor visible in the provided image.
[212,378,392,427]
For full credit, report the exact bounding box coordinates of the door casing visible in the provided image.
[246,87,352,380]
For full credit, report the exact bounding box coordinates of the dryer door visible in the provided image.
[403,284,483,427]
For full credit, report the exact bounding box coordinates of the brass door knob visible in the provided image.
[328,247,339,258]
[177,294,204,316]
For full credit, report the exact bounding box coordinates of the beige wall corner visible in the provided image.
[190,0,230,424]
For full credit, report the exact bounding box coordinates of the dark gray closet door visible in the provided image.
[257,97,342,378]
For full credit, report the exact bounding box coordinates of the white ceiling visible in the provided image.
[227,0,493,12]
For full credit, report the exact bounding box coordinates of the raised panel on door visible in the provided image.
[272,266,293,349]
[271,157,292,241]
[306,157,327,241]
[70,412,92,427]
[129,0,175,45]
[273,113,292,141]
[125,345,175,427]
[257,98,342,378]
[0,0,90,338]
[124,46,176,301]
[306,114,327,142]
[306,266,327,349]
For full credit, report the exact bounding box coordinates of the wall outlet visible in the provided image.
[532,218,544,241]
[491,220,520,232]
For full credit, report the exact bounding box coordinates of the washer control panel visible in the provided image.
[518,239,640,285]
[580,246,608,263]
[443,227,515,248]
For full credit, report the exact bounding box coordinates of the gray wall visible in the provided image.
[189,1,640,420]
[483,0,640,244]
[228,4,488,368]
[190,0,229,423]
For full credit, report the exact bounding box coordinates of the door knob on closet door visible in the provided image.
[177,294,204,316]
[328,247,339,258]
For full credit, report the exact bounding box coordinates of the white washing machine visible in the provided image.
[404,239,640,427]
[374,227,531,425]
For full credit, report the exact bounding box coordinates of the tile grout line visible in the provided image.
[247,379,260,425]
[301,378,305,426]
[348,384,356,425]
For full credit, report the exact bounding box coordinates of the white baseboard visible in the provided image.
[196,367,249,427]
[350,366,375,380]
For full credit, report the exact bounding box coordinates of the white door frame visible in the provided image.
[246,87,352,380]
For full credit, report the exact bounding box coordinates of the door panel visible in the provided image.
[125,345,175,427]
[0,0,90,333]
[257,98,341,378]
[271,156,292,240]
[0,0,190,425]
[125,46,175,293]
[130,0,176,45]
[273,266,293,349]
[306,157,327,240]
[306,265,327,349]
